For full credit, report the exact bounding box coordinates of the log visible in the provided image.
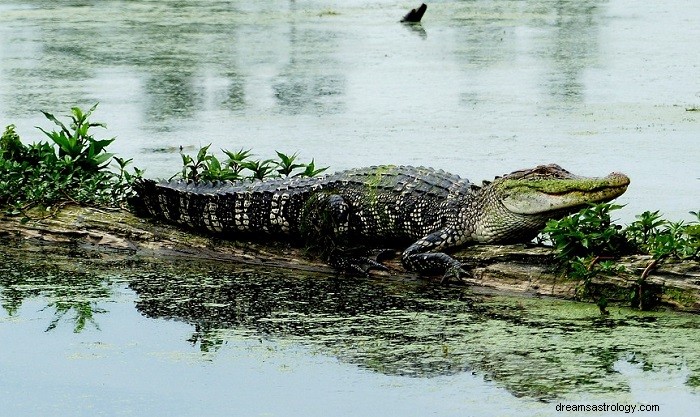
[1,204,698,312]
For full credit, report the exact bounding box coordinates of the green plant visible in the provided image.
[0,124,25,161]
[222,148,252,176]
[625,210,699,260]
[544,203,631,310]
[275,151,305,177]
[175,146,328,183]
[111,156,144,203]
[625,210,665,247]
[0,105,141,216]
[37,103,115,171]
[300,158,328,177]
[240,158,277,180]
[543,203,627,262]
[543,204,699,311]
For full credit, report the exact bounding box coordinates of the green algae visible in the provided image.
[500,178,620,194]
[2,243,699,400]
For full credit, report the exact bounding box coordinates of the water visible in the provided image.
[1,245,700,416]
[1,1,699,415]
[0,0,698,222]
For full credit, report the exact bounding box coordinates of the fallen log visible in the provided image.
[1,204,698,312]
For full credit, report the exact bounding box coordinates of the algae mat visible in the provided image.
[1,243,699,415]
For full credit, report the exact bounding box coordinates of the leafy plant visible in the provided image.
[625,210,699,260]
[301,158,328,177]
[543,203,628,262]
[36,103,115,171]
[275,151,305,177]
[176,144,213,182]
[111,156,144,203]
[222,148,252,176]
[625,210,665,247]
[175,145,328,183]
[0,105,140,216]
[240,158,277,180]
[543,203,699,311]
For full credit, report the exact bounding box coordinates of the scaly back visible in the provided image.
[132,165,475,240]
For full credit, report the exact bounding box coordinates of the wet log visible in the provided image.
[1,204,698,312]
[401,3,427,23]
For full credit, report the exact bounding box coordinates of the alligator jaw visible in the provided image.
[499,171,631,216]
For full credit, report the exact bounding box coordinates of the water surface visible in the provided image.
[0,0,698,222]
[1,245,700,416]
[1,1,699,415]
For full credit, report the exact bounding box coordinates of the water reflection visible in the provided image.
[450,0,605,104]
[2,246,700,399]
[0,0,249,125]
[124,264,700,399]
[543,0,606,102]
[1,0,606,122]
[0,248,112,332]
[272,3,345,115]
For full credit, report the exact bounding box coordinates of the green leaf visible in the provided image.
[92,152,114,167]
[71,106,84,122]
[197,144,212,162]
[207,155,221,172]
[40,111,71,137]
[90,137,116,154]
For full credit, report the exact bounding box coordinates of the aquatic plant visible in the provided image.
[37,104,114,171]
[174,145,327,183]
[543,203,628,262]
[626,210,700,261]
[0,105,329,219]
[0,105,142,218]
[543,204,699,311]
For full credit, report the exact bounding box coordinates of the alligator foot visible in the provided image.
[369,248,400,262]
[440,264,471,285]
[329,251,388,276]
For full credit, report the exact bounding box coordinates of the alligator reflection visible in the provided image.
[129,259,700,399]
[2,248,700,399]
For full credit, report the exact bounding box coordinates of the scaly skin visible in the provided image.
[133,164,630,277]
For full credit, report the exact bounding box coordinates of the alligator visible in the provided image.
[132,164,630,279]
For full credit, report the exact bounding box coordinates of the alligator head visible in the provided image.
[496,164,630,215]
[466,164,630,243]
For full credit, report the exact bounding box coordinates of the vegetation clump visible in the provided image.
[543,204,700,311]
[0,104,141,218]
[174,145,327,183]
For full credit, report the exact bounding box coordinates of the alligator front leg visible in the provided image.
[402,230,467,282]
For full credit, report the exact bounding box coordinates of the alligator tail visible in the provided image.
[129,178,159,218]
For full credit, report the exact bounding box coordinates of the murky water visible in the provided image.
[0,0,698,223]
[1,244,700,415]
[1,1,699,415]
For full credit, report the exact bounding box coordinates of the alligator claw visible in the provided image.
[329,253,388,276]
[440,264,470,284]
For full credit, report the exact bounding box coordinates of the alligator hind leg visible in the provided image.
[301,193,387,275]
[402,229,468,282]
[301,193,350,240]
